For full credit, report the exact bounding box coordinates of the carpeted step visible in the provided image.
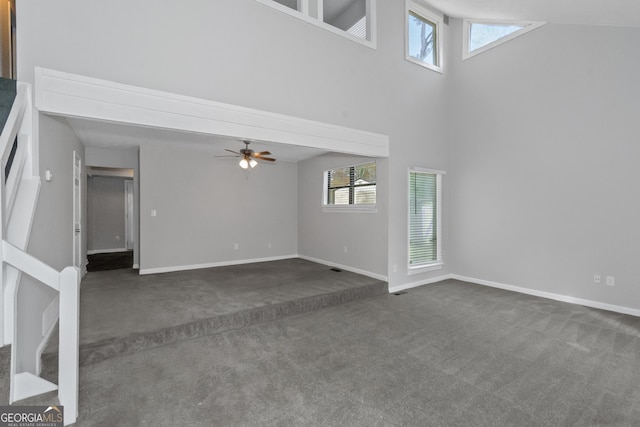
[0,345,11,404]
[41,280,387,376]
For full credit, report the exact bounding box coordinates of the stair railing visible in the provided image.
[0,82,80,426]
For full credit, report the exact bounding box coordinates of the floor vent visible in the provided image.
[330,268,342,272]
[393,291,408,296]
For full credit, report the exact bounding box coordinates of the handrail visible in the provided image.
[4,239,80,426]
[0,80,80,425]
[0,85,29,221]
[2,240,60,291]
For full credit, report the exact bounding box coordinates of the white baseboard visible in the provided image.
[88,248,128,255]
[451,274,640,318]
[139,255,297,275]
[297,255,387,282]
[388,274,453,293]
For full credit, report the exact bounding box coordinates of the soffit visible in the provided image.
[422,0,640,27]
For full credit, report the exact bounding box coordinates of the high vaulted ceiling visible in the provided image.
[424,0,640,27]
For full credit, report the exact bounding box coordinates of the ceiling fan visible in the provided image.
[224,141,276,169]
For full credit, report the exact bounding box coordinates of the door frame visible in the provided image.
[72,151,82,270]
[124,179,134,251]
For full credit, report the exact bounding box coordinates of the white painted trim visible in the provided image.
[408,262,443,275]
[297,254,387,282]
[139,254,298,275]
[405,0,444,74]
[35,67,389,158]
[389,273,453,293]
[87,248,128,255]
[255,0,377,49]
[37,295,59,375]
[133,263,139,269]
[462,19,546,60]
[322,206,377,213]
[452,274,640,318]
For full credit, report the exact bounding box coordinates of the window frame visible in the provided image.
[407,167,444,273]
[462,19,546,60]
[256,0,377,49]
[322,160,377,213]
[405,0,444,73]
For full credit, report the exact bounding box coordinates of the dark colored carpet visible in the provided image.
[87,251,133,272]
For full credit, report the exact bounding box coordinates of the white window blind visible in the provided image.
[409,170,440,267]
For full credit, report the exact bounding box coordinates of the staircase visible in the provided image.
[0,78,80,426]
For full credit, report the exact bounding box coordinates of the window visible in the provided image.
[463,19,545,60]
[408,168,443,271]
[406,0,443,73]
[256,0,376,47]
[324,161,376,209]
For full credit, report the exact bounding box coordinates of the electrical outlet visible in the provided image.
[593,274,601,284]
[606,276,615,287]
[234,243,239,250]
[344,245,348,254]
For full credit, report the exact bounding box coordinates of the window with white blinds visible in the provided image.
[409,168,443,269]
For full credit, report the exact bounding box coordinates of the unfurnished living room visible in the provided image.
[0,0,639,425]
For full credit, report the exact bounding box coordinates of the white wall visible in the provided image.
[87,176,128,252]
[298,153,387,278]
[17,0,451,287]
[16,114,84,372]
[139,145,298,272]
[448,20,640,311]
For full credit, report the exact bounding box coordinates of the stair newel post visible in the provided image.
[58,266,80,426]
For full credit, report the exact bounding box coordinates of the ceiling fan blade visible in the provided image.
[254,151,271,157]
[225,149,242,155]
[257,157,276,162]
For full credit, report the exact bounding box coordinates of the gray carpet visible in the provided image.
[42,258,387,371]
[68,279,640,426]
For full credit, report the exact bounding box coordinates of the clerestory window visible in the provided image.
[257,0,377,48]
[463,19,545,60]
[405,0,443,73]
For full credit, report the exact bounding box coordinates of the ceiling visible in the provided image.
[423,0,640,27]
[67,118,328,163]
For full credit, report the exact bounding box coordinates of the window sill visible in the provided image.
[407,262,443,275]
[322,205,377,213]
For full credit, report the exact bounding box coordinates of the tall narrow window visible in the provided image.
[406,0,443,73]
[409,168,443,270]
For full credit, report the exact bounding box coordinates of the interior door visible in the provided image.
[125,179,134,250]
[72,151,82,269]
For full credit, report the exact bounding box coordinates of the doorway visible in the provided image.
[86,167,135,271]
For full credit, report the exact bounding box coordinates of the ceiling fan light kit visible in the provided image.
[225,141,277,169]
[239,157,258,169]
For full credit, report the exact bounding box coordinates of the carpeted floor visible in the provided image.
[68,279,640,426]
[86,251,133,272]
[41,258,386,371]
